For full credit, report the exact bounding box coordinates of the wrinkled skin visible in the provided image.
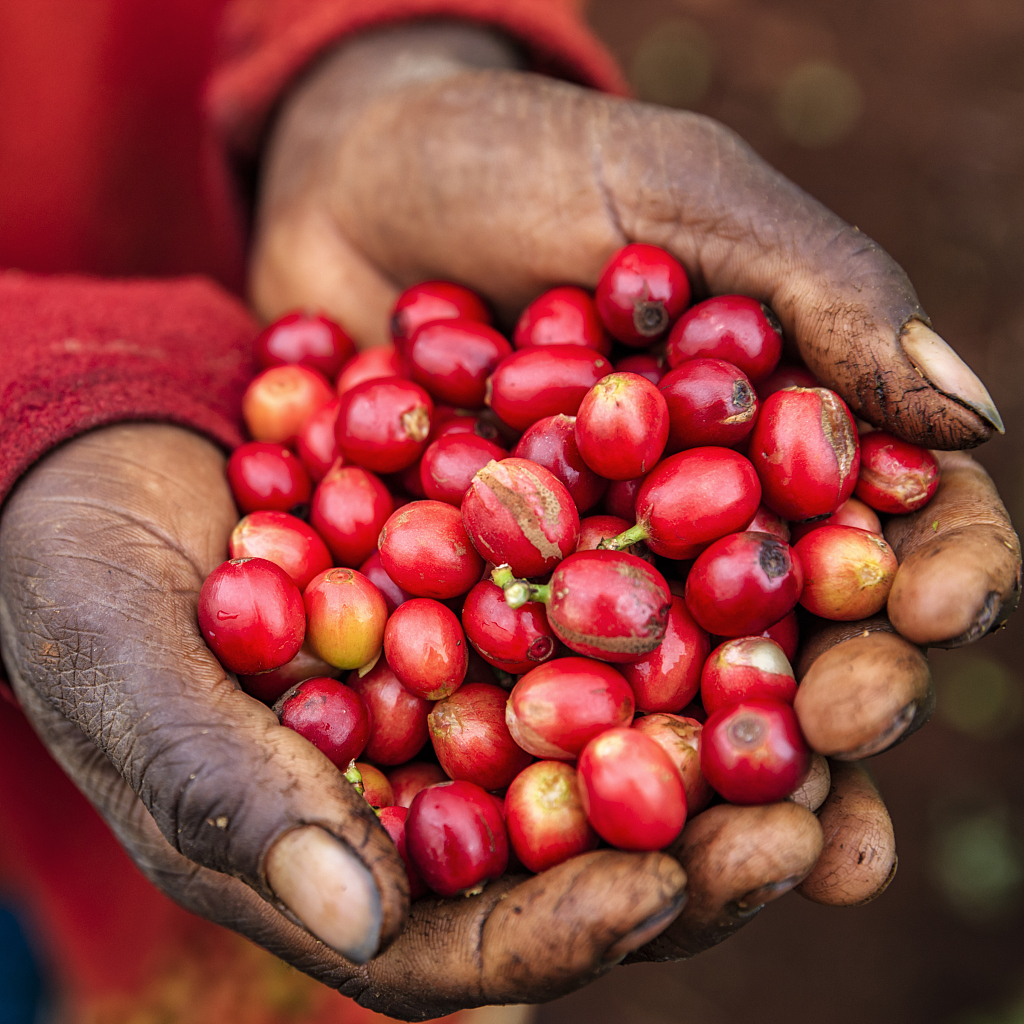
[1,22,1019,1022]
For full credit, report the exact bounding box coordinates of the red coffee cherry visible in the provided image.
[514,286,611,356]
[242,364,335,444]
[274,677,371,768]
[377,805,428,901]
[198,558,305,675]
[659,358,758,452]
[700,637,796,716]
[296,397,341,482]
[603,475,646,523]
[419,433,509,506]
[595,243,691,347]
[761,610,799,662]
[348,658,431,765]
[574,372,670,481]
[407,319,512,407]
[229,510,331,591]
[255,311,355,380]
[357,549,412,615]
[855,430,940,514]
[749,387,860,522]
[505,761,599,873]
[227,441,311,515]
[614,352,664,384]
[632,714,714,815]
[303,567,387,671]
[700,699,810,805]
[461,580,557,674]
[383,598,468,701]
[336,378,433,474]
[754,362,819,401]
[237,641,339,705]
[387,762,448,808]
[666,295,782,382]
[789,496,881,544]
[407,780,509,897]
[685,531,804,637]
[578,728,687,851]
[310,464,393,567]
[576,515,651,560]
[390,281,491,347]
[335,346,401,395]
[512,414,608,514]
[744,504,791,542]
[355,762,394,808]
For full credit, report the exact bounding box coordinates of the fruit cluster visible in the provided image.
[199,244,940,899]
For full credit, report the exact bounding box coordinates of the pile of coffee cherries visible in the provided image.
[199,243,940,899]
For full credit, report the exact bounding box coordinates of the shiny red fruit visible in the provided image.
[377,805,428,900]
[575,372,669,480]
[229,510,331,591]
[336,378,433,474]
[700,699,810,804]
[310,464,393,567]
[462,458,580,578]
[355,762,394,808]
[378,500,485,599]
[407,780,509,897]
[383,598,468,700]
[595,243,691,347]
[348,658,431,765]
[357,549,412,614]
[744,504,790,542]
[514,286,611,356]
[429,683,534,791]
[603,475,645,523]
[855,430,940,514]
[238,641,340,705]
[387,762,448,808]
[700,637,796,716]
[254,311,355,380]
[576,515,650,560]
[512,414,607,513]
[789,496,881,543]
[760,610,799,662]
[407,319,512,408]
[505,761,599,873]
[390,281,491,347]
[506,657,634,759]
[749,387,860,521]
[578,728,687,850]
[274,677,371,768]
[198,558,305,675]
[754,362,819,401]
[296,397,341,482]
[485,345,612,431]
[429,410,500,444]
[461,580,557,674]
[614,352,664,384]
[621,596,709,712]
[659,358,758,452]
[242,364,335,444]
[666,295,782,382]
[303,567,387,671]
[685,531,804,637]
[227,441,312,515]
[419,433,509,506]
[335,346,401,395]
[632,714,713,815]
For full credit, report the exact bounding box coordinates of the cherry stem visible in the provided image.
[490,565,550,609]
[343,759,364,795]
[602,523,649,551]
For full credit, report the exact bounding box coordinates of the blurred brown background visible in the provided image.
[537,2,1024,1022]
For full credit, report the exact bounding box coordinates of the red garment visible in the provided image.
[0,1,625,1019]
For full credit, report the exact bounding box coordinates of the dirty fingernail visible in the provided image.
[602,895,686,963]
[900,321,1004,433]
[266,825,382,963]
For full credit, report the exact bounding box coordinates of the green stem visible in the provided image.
[490,564,517,589]
[343,759,364,795]
[600,522,649,551]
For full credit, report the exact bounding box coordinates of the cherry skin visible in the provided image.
[336,377,433,474]
[274,677,371,769]
[744,504,791,542]
[659,358,759,452]
[419,433,509,506]
[461,580,557,674]
[335,345,401,395]
[602,475,646,523]
[382,598,468,701]
[390,280,491,348]
[198,558,305,675]
[309,464,393,567]
[347,658,431,765]
[754,362,819,401]
[700,637,797,716]
[595,243,691,346]
[242,364,335,444]
[386,762,448,808]
[229,510,331,591]
[700,699,810,805]
[576,515,650,560]
[237,641,339,705]
[357,549,412,615]
[254,311,355,380]
[512,414,608,514]
[407,318,512,407]
[632,714,714,815]
[303,567,388,671]
[296,397,341,482]
[789,495,881,544]
[513,286,611,356]
[377,805,428,901]
[855,430,940,514]
[614,352,664,385]
[226,441,311,515]
[760,610,800,662]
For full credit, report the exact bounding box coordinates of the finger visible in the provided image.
[886,451,1022,646]
[0,424,407,962]
[794,617,933,759]
[626,802,823,962]
[797,761,897,906]
[328,72,1000,448]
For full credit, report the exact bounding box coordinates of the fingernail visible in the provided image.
[731,876,801,913]
[833,701,917,760]
[601,895,686,963]
[900,321,1004,433]
[266,825,382,963]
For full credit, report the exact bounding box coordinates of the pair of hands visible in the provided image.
[1,23,1019,1021]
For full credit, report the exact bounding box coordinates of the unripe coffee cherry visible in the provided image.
[242,365,335,445]
[303,567,387,671]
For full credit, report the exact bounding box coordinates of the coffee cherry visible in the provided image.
[335,346,401,395]
[744,504,791,542]
[578,728,687,850]
[461,580,557,674]
[595,244,691,346]
[632,714,713,815]
[198,558,305,675]
[419,433,509,506]
[685,531,804,637]
[353,762,394,808]
[377,805,428,900]
[789,496,881,544]
[700,699,810,805]
[429,683,534,790]
[390,281,491,347]
[514,286,611,356]
[575,372,669,480]
[754,362,819,401]
[485,345,612,431]
[761,611,799,661]
[576,515,651,560]
[407,319,512,407]
[303,567,387,671]
[512,414,608,514]
[749,387,860,521]
[227,441,311,515]
[462,458,580,578]
[666,295,782,382]
[336,378,433,474]
[229,511,331,591]
[378,500,485,599]
[383,598,468,700]
[505,761,599,872]
[659,358,758,452]
[254,311,354,380]
[387,762,448,808]
[296,398,341,482]
[357,549,412,614]
[238,641,339,705]
[603,475,646,522]
[429,409,500,444]
[407,780,509,897]
[274,677,371,768]
[794,524,898,620]
[242,365,335,444]
[310,464,393,567]
[700,637,796,715]
[348,658,431,765]
[614,352,664,384]
[855,430,940,514]
[506,657,634,759]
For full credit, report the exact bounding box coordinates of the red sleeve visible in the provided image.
[209,0,630,157]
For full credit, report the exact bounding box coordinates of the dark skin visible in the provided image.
[0,22,1019,1021]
